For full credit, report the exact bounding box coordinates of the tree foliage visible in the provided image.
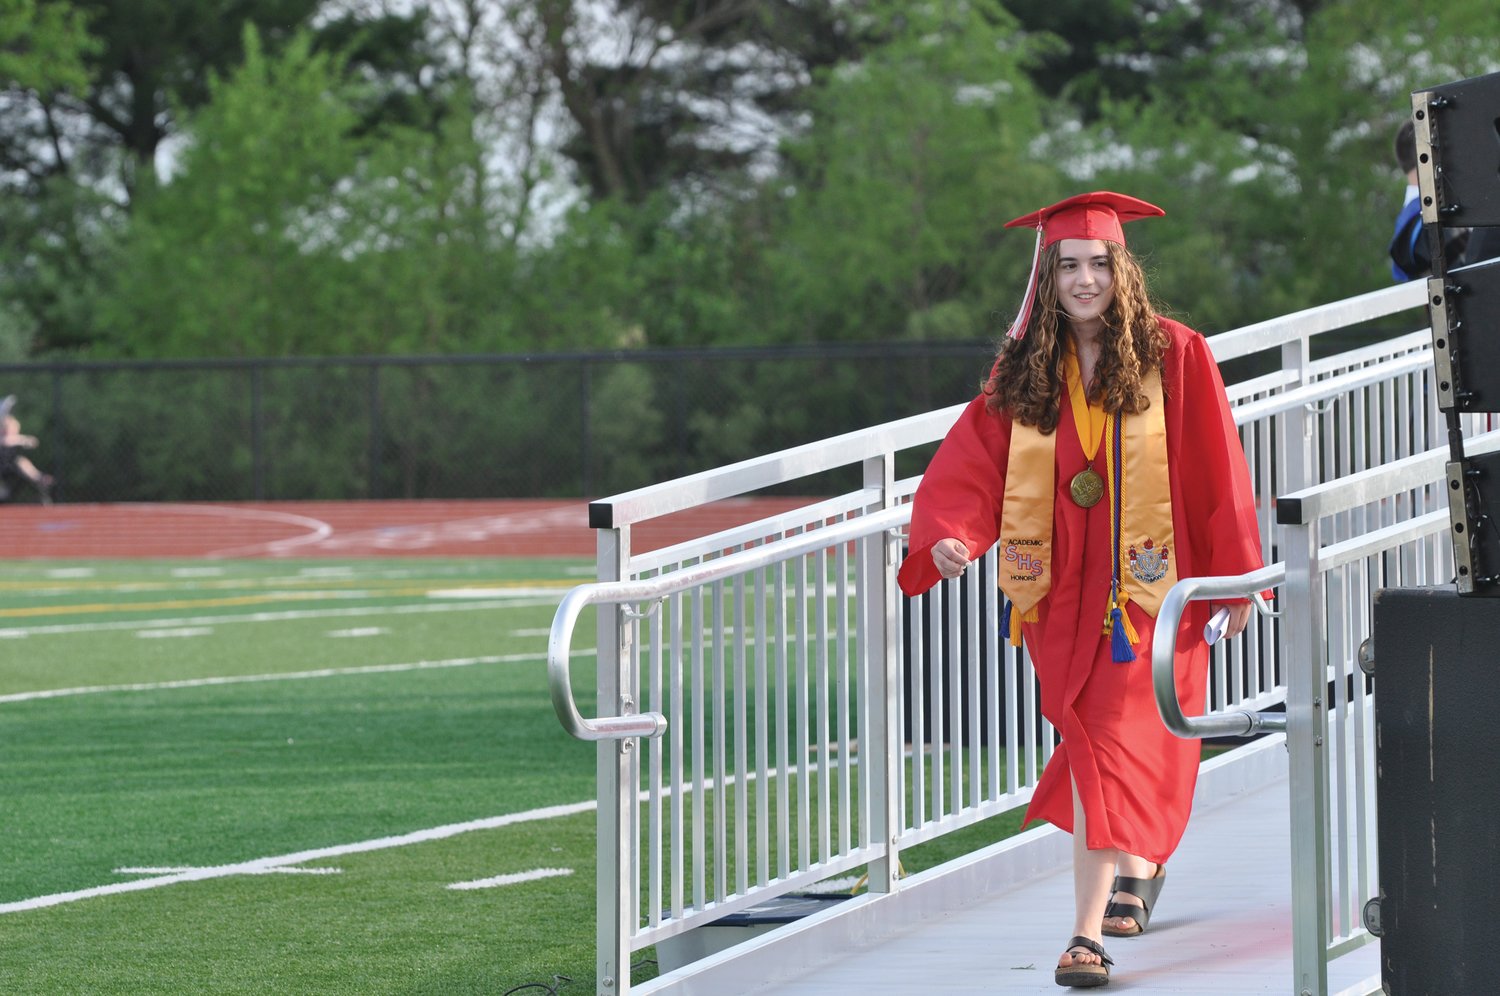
[0,0,93,96]
[5,0,1500,364]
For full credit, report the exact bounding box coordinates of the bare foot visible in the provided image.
[1103,898,1143,934]
[1059,942,1104,970]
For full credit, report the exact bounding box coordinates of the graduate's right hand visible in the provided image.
[931,538,970,579]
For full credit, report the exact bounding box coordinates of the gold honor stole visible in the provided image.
[997,362,1177,657]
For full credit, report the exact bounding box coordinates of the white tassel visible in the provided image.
[1006,227,1044,341]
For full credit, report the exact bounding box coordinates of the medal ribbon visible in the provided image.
[1064,344,1106,468]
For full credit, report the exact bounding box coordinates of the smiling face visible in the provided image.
[1053,238,1115,334]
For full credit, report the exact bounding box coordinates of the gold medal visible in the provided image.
[1063,341,1108,509]
[1070,467,1104,508]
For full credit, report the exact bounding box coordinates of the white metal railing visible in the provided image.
[1152,428,1500,995]
[547,280,1465,996]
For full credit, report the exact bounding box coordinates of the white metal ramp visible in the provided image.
[642,737,1379,996]
[547,281,1497,996]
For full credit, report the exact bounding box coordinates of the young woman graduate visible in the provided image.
[895,192,1265,988]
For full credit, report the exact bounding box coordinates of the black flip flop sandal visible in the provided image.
[1102,863,1166,937]
[1055,935,1113,988]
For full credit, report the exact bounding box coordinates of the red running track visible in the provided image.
[0,498,820,559]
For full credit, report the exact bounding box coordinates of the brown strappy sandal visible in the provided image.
[1055,935,1113,988]
[1102,863,1166,937]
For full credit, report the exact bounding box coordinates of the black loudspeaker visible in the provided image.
[1412,71,1500,229]
[1368,586,1500,996]
[1445,448,1500,590]
[1413,71,1500,594]
[1427,256,1500,413]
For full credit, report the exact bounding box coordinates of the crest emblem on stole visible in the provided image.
[1127,538,1170,584]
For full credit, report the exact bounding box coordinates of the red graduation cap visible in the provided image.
[1001,191,1165,341]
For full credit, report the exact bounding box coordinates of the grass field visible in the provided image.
[0,557,616,995]
[0,557,1050,995]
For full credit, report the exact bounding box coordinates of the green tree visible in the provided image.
[93,27,363,357]
[0,0,440,354]
[766,0,1056,345]
[0,0,92,95]
[93,21,536,361]
[533,0,858,204]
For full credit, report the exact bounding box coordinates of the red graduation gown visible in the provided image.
[896,318,1264,863]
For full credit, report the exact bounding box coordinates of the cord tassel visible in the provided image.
[1104,409,1136,663]
[1001,598,1031,648]
[1110,603,1136,663]
[1008,601,1025,647]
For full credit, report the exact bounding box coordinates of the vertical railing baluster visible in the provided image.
[713,580,728,903]
[836,535,853,856]
[734,574,749,897]
[755,566,770,887]
[965,562,980,812]
[815,547,831,863]
[985,555,1001,803]
[910,595,925,829]
[795,554,811,873]
[670,591,684,919]
[648,602,664,929]
[692,588,706,910]
[776,554,790,880]
[928,587,945,823]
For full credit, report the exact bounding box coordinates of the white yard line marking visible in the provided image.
[0,595,561,639]
[1,800,599,914]
[3,771,776,915]
[447,867,573,891]
[169,568,226,578]
[326,627,388,638]
[115,866,343,876]
[137,627,214,639]
[0,649,593,704]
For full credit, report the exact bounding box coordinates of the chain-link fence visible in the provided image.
[0,342,996,503]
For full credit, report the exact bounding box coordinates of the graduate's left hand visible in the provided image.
[1214,601,1253,639]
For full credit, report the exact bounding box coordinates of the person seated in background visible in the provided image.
[1,405,55,505]
[1389,119,1471,282]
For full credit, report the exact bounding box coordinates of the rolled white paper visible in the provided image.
[1204,606,1232,645]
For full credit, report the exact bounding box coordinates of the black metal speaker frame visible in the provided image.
[1411,71,1500,595]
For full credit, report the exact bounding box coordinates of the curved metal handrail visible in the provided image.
[549,504,911,741]
[1151,564,1288,739]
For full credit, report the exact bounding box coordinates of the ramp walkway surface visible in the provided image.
[697,743,1380,995]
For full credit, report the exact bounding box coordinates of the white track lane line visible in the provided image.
[0,595,561,639]
[112,503,336,559]
[0,649,592,704]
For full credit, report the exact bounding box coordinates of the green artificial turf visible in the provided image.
[2,557,1223,994]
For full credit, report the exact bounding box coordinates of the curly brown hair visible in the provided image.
[983,241,1168,431]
